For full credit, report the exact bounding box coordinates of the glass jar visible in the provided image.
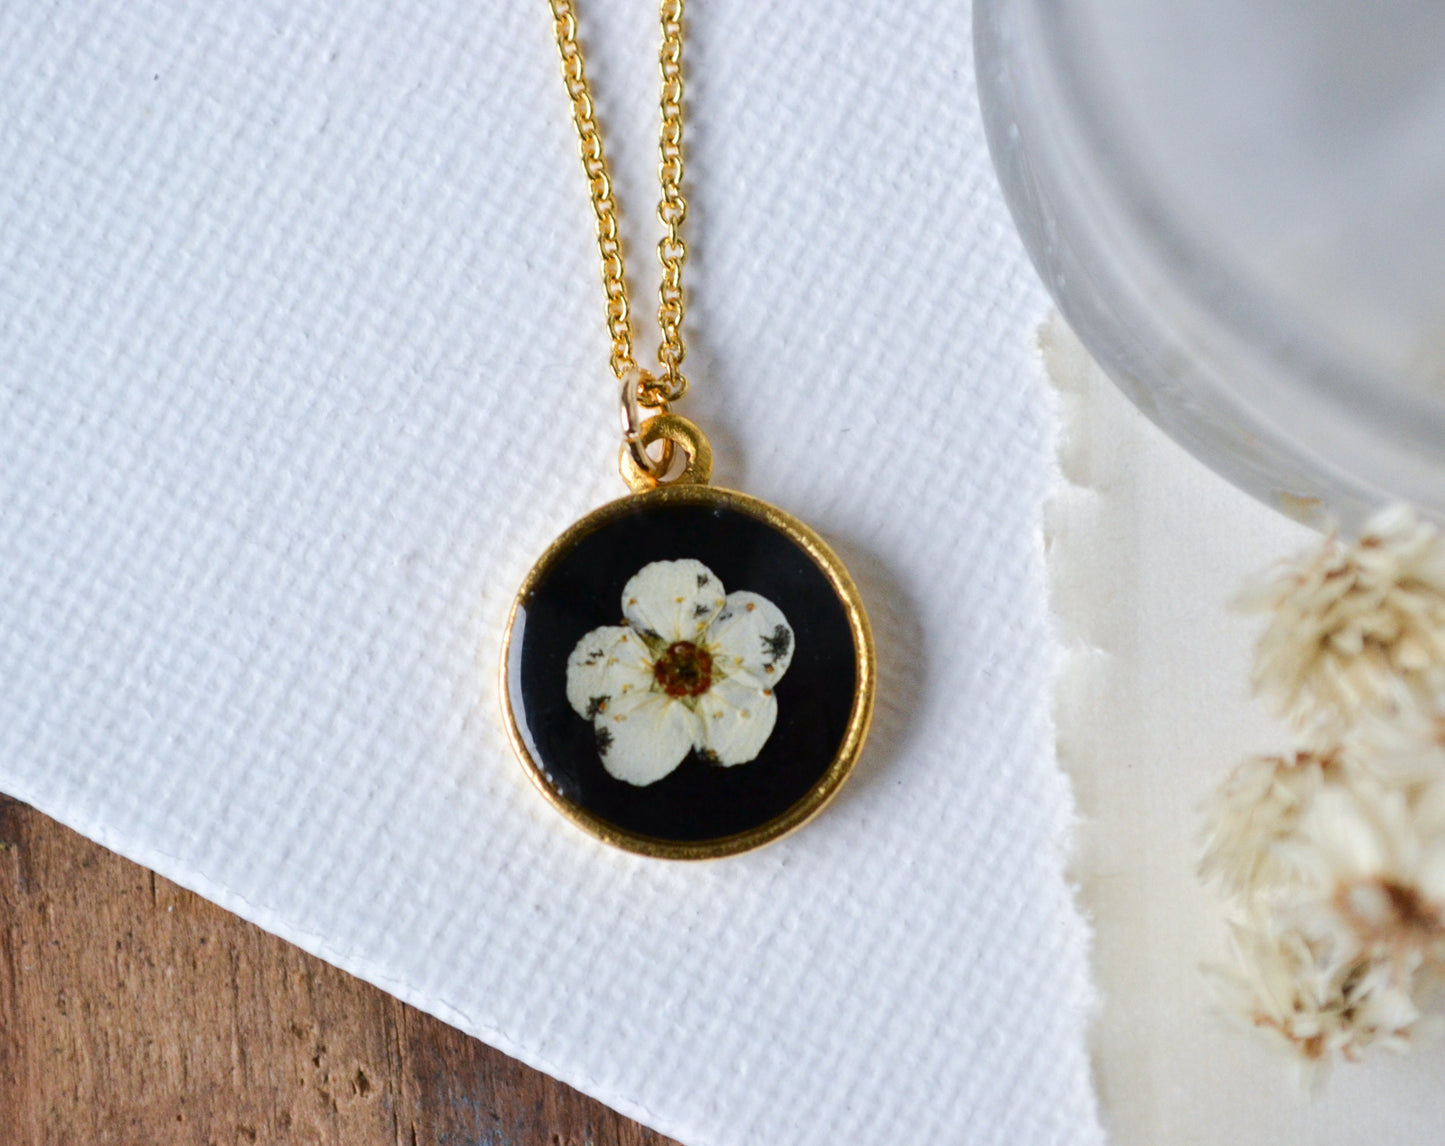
[976,0,1445,527]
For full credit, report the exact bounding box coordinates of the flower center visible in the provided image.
[653,641,713,698]
[1338,878,1445,946]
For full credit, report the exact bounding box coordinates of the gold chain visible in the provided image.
[549,0,689,408]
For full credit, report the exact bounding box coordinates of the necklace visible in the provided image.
[500,0,875,859]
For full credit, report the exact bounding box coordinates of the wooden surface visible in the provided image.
[0,797,679,1145]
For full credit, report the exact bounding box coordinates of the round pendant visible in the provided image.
[500,484,874,859]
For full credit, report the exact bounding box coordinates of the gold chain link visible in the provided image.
[549,0,689,408]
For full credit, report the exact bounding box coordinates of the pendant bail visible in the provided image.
[618,412,713,493]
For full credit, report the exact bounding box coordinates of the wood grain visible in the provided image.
[0,797,679,1146]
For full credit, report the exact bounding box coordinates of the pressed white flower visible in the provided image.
[1240,504,1445,737]
[1200,751,1340,898]
[1284,777,1445,967]
[1215,918,1419,1081]
[565,558,794,786]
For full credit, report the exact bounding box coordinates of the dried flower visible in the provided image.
[1200,751,1340,898]
[565,559,794,785]
[1347,704,1445,792]
[1284,777,1445,968]
[1240,505,1445,738]
[1214,919,1419,1085]
[1204,504,1445,1077]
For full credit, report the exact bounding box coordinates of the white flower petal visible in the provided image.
[697,676,778,766]
[621,559,727,644]
[595,688,700,785]
[706,591,794,687]
[565,625,654,719]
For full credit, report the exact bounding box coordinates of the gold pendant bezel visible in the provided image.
[500,483,875,860]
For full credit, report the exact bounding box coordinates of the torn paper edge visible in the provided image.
[1039,309,1116,1143]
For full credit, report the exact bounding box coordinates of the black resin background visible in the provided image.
[510,499,858,844]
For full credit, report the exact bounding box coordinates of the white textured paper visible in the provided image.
[0,4,1098,1144]
[1046,315,1445,1145]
